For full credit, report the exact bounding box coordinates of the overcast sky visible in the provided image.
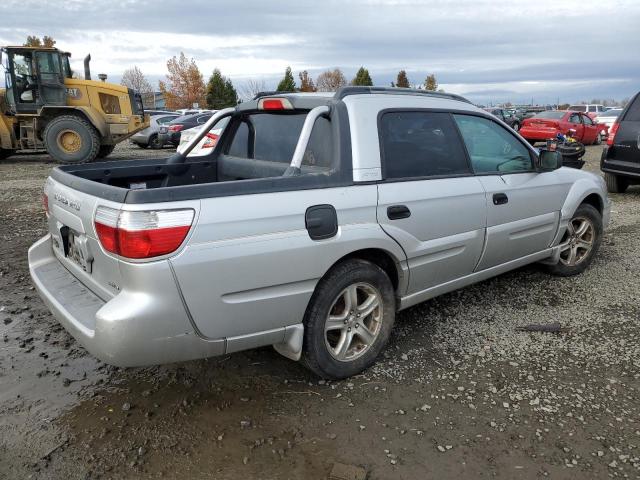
[1,0,639,104]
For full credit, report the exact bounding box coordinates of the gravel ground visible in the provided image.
[0,143,638,480]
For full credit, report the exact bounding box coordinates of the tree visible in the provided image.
[205,69,238,109]
[298,71,316,92]
[316,68,347,92]
[24,35,56,48]
[351,67,373,86]
[121,66,153,94]
[276,66,296,92]
[160,52,206,110]
[239,78,267,100]
[424,73,438,91]
[396,70,410,88]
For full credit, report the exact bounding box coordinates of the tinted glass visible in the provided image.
[624,95,640,121]
[226,112,333,169]
[569,113,581,123]
[582,114,594,125]
[601,109,621,118]
[569,105,587,112]
[170,115,197,123]
[196,114,212,124]
[588,106,597,112]
[453,114,532,173]
[156,116,176,124]
[380,111,470,179]
[535,111,565,119]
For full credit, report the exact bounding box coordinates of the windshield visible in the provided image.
[568,105,587,112]
[534,111,565,119]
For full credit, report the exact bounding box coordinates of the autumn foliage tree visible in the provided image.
[351,67,373,86]
[316,68,347,92]
[298,71,316,92]
[276,66,296,92]
[424,73,438,91]
[395,70,410,88]
[159,52,206,110]
[206,69,238,109]
[24,35,56,47]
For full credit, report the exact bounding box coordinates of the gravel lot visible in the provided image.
[0,143,639,479]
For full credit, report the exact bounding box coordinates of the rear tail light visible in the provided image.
[43,193,49,217]
[94,206,194,259]
[607,122,619,146]
[202,132,219,149]
[168,124,184,133]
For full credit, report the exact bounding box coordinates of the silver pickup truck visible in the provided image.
[29,87,611,379]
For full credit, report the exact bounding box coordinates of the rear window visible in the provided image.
[600,109,621,118]
[171,115,197,123]
[534,111,565,119]
[226,112,333,168]
[568,105,587,112]
[379,111,470,179]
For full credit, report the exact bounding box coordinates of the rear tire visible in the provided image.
[96,144,115,159]
[546,204,602,277]
[594,132,603,145]
[604,172,629,193]
[301,259,396,380]
[43,114,100,164]
[0,148,15,161]
[148,134,162,150]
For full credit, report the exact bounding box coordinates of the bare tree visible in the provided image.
[316,68,347,92]
[121,66,153,94]
[239,78,267,100]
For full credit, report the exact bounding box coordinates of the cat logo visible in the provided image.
[66,88,82,100]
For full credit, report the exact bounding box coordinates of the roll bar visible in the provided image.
[284,105,330,176]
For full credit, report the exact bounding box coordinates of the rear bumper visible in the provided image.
[520,127,558,141]
[601,148,640,178]
[28,235,225,367]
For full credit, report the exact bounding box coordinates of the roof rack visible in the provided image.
[334,86,472,104]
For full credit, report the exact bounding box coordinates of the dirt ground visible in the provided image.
[1,143,639,480]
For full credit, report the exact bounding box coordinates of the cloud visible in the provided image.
[1,0,638,103]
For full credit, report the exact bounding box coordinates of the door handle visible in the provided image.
[387,205,411,220]
[493,193,508,205]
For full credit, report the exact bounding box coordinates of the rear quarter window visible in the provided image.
[623,95,640,121]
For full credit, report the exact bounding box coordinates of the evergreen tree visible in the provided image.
[205,69,238,110]
[351,67,373,86]
[424,73,438,91]
[276,67,296,92]
[396,70,410,88]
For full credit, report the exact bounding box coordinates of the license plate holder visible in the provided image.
[63,228,93,273]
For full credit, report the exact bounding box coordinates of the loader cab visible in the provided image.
[1,46,70,114]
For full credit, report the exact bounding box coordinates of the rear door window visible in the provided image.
[379,111,470,179]
[453,114,533,174]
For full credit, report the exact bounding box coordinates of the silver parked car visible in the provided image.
[130,113,179,149]
[29,87,610,379]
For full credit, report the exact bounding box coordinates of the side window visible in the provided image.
[569,113,581,124]
[588,106,597,113]
[379,111,470,179]
[582,114,594,125]
[453,114,533,174]
[624,96,640,121]
[227,121,249,157]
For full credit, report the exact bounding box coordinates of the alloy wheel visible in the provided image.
[559,216,595,266]
[324,283,383,362]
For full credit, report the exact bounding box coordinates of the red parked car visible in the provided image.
[519,111,608,146]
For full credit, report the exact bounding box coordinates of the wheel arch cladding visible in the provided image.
[324,248,401,292]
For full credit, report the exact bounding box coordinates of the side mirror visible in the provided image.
[539,150,562,171]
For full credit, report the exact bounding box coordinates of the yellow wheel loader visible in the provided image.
[0,46,149,163]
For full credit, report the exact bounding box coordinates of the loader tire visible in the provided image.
[97,144,116,159]
[43,115,101,164]
[0,148,15,161]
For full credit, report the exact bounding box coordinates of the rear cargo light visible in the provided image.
[168,124,184,132]
[43,193,49,217]
[258,97,294,111]
[202,132,219,148]
[607,122,619,146]
[94,206,194,259]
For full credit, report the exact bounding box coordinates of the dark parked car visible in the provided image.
[601,92,640,193]
[158,113,213,146]
[485,108,522,131]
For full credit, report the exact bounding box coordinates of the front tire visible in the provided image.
[43,115,100,164]
[547,204,602,277]
[604,172,629,193]
[301,259,396,379]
